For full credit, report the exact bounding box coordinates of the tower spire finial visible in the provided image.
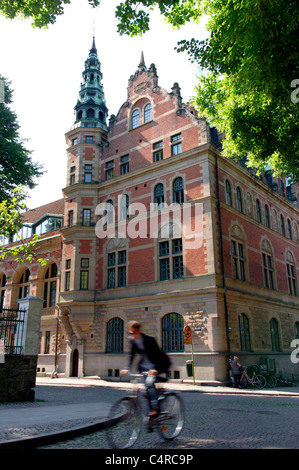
[139,51,145,68]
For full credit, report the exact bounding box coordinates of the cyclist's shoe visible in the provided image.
[149,408,160,418]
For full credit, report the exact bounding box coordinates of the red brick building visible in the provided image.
[1,40,299,382]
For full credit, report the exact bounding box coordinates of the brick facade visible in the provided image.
[1,43,298,382]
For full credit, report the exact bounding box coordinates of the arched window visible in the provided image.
[87,108,95,118]
[18,269,31,299]
[43,263,58,308]
[236,187,243,212]
[262,240,275,289]
[154,183,164,207]
[286,252,297,296]
[265,204,271,228]
[119,194,129,221]
[132,109,140,128]
[0,273,6,310]
[173,177,184,204]
[270,318,281,351]
[239,314,251,351]
[280,214,286,236]
[106,317,124,353]
[161,313,184,352]
[144,103,152,123]
[230,225,246,281]
[287,219,293,240]
[106,199,114,225]
[256,199,262,223]
[225,180,232,206]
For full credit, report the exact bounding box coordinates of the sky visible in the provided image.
[0,0,208,210]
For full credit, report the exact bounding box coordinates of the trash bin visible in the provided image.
[186,360,194,377]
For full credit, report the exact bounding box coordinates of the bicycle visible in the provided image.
[106,373,184,449]
[258,368,278,388]
[239,366,267,389]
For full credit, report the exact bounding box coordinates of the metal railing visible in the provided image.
[0,308,26,355]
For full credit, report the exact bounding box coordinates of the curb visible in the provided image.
[0,415,118,449]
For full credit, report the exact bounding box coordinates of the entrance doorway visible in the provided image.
[71,348,79,377]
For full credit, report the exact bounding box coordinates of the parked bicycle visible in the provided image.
[253,365,294,388]
[106,373,184,449]
[239,366,267,389]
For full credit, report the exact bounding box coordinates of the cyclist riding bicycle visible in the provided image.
[120,320,171,418]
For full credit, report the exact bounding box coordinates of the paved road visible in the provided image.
[31,384,299,449]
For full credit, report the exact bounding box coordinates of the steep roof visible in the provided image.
[22,198,65,225]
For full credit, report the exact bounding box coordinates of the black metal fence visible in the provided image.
[0,308,26,355]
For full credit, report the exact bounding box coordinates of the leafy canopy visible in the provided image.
[0,77,43,202]
[0,187,46,266]
[0,0,100,28]
[1,0,298,179]
[114,0,299,180]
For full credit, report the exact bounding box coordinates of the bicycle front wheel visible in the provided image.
[158,392,184,441]
[239,375,248,388]
[106,397,142,449]
[253,374,267,389]
[265,374,277,388]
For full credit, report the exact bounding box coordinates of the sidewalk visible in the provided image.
[0,376,298,448]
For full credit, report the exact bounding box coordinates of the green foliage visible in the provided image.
[0,187,46,266]
[114,0,299,180]
[181,0,299,180]
[1,0,298,179]
[0,77,44,202]
[0,0,100,28]
[116,1,202,36]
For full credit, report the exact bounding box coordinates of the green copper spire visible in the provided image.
[74,37,108,130]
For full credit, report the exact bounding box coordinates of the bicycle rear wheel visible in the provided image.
[106,397,142,449]
[157,392,184,441]
[253,374,267,389]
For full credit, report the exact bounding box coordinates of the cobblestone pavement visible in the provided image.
[1,378,299,449]
[42,392,299,450]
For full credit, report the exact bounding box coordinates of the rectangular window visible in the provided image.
[107,268,115,288]
[159,238,183,281]
[118,250,126,265]
[107,251,127,288]
[44,331,51,354]
[120,155,129,175]
[118,266,126,287]
[160,258,170,281]
[231,241,246,281]
[82,209,91,226]
[106,161,114,180]
[70,166,75,185]
[81,258,89,268]
[263,253,274,289]
[84,164,93,183]
[80,270,89,290]
[173,255,184,279]
[65,271,70,291]
[85,136,94,143]
[68,210,73,227]
[287,263,297,296]
[171,134,182,156]
[72,138,78,146]
[66,259,71,270]
[153,141,163,162]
